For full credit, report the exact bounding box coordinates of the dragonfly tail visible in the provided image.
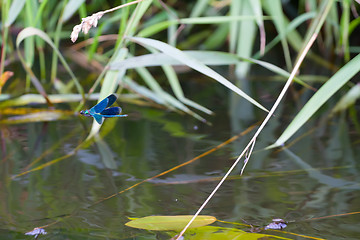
[102,114,128,118]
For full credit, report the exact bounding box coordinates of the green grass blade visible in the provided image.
[122,0,153,43]
[137,15,271,38]
[270,53,360,148]
[99,48,128,98]
[249,0,265,55]
[5,0,26,27]
[161,64,213,115]
[123,77,166,105]
[62,0,85,22]
[235,0,256,79]
[111,50,311,88]
[253,11,316,59]
[339,0,350,61]
[203,23,229,50]
[331,83,360,115]
[88,48,129,138]
[229,0,241,54]
[128,37,268,112]
[263,0,292,70]
[189,0,210,19]
[135,66,207,122]
[16,27,84,100]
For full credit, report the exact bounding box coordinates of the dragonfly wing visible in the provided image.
[105,94,117,108]
[91,97,109,114]
[90,94,118,114]
[93,114,104,124]
[101,107,122,115]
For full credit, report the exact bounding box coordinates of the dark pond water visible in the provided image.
[0,84,359,239]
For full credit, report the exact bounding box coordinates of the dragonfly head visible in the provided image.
[80,110,91,117]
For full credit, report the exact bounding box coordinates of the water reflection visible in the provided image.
[0,106,359,239]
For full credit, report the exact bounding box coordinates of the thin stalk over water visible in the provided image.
[175,33,318,240]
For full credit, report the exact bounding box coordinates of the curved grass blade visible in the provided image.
[127,37,268,112]
[16,27,85,105]
[111,51,311,89]
[161,64,213,115]
[123,76,167,105]
[270,53,360,148]
[135,66,207,122]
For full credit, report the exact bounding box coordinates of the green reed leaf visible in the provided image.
[127,37,268,112]
[271,53,360,148]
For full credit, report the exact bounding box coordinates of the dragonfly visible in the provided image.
[80,94,127,124]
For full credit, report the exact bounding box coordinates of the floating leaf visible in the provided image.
[125,215,216,231]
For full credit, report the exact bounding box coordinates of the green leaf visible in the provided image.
[125,215,216,231]
[270,53,360,148]
[127,37,268,112]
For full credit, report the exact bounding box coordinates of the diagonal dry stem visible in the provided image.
[175,33,318,240]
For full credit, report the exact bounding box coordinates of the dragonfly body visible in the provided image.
[80,94,127,124]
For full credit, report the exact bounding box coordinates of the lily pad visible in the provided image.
[125,215,216,231]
